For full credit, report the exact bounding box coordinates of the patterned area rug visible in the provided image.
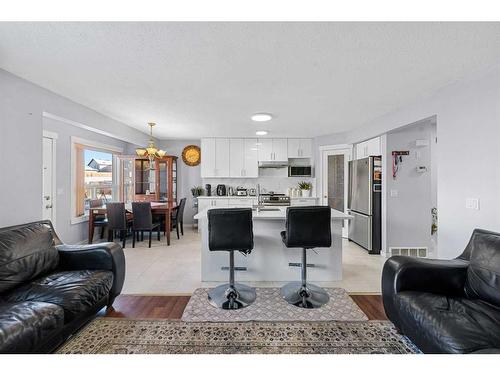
[57,318,420,354]
[181,287,368,322]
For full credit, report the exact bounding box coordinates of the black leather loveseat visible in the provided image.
[382,229,500,354]
[0,220,125,353]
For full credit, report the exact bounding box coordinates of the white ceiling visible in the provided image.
[1,22,500,139]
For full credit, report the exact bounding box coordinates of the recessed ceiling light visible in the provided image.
[251,113,273,122]
[256,130,268,136]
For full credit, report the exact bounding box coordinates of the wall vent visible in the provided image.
[388,247,428,258]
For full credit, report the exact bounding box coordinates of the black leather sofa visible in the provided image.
[382,228,500,354]
[0,220,125,353]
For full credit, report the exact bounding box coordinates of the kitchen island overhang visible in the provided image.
[194,207,353,282]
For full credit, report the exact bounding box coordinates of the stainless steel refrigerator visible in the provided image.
[347,156,382,254]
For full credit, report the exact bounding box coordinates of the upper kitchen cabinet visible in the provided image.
[201,138,230,177]
[258,138,288,161]
[287,138,312,158]
[355,137,381,159]
[229,138,258,178]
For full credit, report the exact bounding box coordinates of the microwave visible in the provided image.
[288,165,312,177]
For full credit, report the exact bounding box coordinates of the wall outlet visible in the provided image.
[390,189,398,197]
[465,198,480,210]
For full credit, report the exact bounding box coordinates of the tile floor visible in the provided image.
[119,226,387,295]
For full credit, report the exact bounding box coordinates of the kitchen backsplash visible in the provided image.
[202,176,316,196]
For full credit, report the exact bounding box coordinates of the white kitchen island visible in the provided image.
[194,207,352,282]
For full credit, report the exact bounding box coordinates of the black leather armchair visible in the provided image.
[382,229,500,354]
[0,220,126,353]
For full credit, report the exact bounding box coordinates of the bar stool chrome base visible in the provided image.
[208,283,256,310]
[280,281,330,309]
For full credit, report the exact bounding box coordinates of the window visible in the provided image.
[71,137,122,223]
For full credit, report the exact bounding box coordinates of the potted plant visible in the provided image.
[298,181,312,197]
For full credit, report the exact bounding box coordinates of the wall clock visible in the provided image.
[182,145,201,166]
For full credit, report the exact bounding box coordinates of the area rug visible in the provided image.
[181,287,368,322]
[57,318,420,354]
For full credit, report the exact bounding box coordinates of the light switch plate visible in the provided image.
[465,198,480,210]
[390,189,398,197]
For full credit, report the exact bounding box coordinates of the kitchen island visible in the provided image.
[194,207,352,282]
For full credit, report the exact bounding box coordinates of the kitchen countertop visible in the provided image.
[194,206,352,220]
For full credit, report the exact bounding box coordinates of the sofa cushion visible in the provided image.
[5,270,113,322]
[396,291,500,353]
[0,222,59,293]
[0,301,64,353]
[464,230,500,308]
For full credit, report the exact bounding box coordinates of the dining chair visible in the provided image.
[89,199,107,241]
[171,198,187,240]
[131,202,161,248]
[106,202,132,248]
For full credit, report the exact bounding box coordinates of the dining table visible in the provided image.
[88,201,178,246]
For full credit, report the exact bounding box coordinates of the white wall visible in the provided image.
[0,69,149,243]
[385,119,437,256]
[158,140,201,224]
[315,64,500,259]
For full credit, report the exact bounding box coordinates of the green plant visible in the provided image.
[298,181,312,190]
[191,186,204,197]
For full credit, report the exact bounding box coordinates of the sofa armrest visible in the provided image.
[382,256,469,327]
[382,256,469,297]
[56,242,125,306]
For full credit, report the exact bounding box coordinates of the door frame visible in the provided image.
[42,130,58,229]
[319,144,353,238]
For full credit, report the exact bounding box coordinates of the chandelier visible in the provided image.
[135,123,167,164]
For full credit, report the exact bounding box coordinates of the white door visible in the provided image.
[272,139,288,161]
[229,138,245,177]
[201,138,216,177]
[322,147,351,237]
[42,135,56,226]
[244,138,259,177]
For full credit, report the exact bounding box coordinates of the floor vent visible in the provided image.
[388,247,428,258]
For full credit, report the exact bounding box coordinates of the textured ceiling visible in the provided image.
[1,22,500,139]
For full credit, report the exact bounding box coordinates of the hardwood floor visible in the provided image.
[104,294,387,320]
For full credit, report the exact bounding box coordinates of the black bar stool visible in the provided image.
[281,206,332,308]
[207,208,256,309]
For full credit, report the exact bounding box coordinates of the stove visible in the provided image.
[260,193,290,206]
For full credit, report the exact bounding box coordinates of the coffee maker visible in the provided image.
[216,184,226,196]
[205,184,212,197]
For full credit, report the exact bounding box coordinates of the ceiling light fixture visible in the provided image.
[135,123,167,166]
[256,130,268,136]
[251,113,273,122]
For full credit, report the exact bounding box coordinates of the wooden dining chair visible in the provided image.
[131,202,161,248]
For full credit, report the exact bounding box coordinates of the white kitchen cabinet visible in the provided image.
[258,138,288,161]
[243,138,259,177]
[355,137,381,160]
[229,138,259,178]
[201,138,216,177]
[201,138,230,177]
[288,138,312,158]
[229,138,244,177]
[290,197,318,206]
[198,198,229,211]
